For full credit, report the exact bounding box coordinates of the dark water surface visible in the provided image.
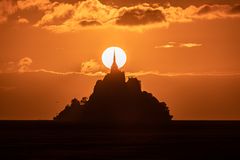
[0,120,240,159]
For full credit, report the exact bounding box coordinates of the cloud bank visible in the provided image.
[0,0,240,32]
[1,57,240,77]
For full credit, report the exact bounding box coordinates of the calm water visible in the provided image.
[0,120,240,159]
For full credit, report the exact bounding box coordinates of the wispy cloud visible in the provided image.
[126,71,240,77]
[22,69,240,77]
[10,68,240,77]
[0,57,240,78]
[155,44,175,49]
[155,42,202,49]
[2,57,106,76]
[33,69,106,76]
[179,43,202,48]
[1,57,239,77]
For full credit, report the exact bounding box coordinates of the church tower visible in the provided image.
[101,48,126,83]
[111,49,119,73]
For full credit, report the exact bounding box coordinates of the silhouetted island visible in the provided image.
[54,53,173,127]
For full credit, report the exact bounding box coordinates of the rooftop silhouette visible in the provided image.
[54,53,173,127]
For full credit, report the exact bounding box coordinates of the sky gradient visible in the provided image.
[0,0,240,120]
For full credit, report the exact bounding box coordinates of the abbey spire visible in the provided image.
[111,49,119,73]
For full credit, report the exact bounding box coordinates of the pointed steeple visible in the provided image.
[111,48,119,73]
[113,51,116,64]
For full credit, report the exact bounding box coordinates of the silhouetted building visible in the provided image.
[54,52,173,127]
[110,52,119,73]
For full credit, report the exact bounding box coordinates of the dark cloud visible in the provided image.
[197,4,240,17]
[229,4,240,14]
[197,5,212,15]
[79,20,101,26]
[116,8,165,25]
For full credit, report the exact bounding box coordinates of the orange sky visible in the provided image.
[0,0,240,120]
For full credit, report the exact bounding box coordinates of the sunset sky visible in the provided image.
[0,0,240,120]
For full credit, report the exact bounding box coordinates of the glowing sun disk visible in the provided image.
[102,47,127,69]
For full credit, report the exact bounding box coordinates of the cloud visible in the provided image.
[34,3,74,26]
[79,20,101,26]
[1,57,240,77]
[23,68,240,77]
[116,8,165,25]
[126,71,240,77]
[34,0,118,32]
[1,57,33,73]
[80,59,103,74]
[0,0,17,24]
[229,4,240,14]
[33,1,169,32]
[179,43,202,48]
[155,42,202,49]
[17,17,29,24]
[155,42,176,48]
[37,1,240,32]
[197,4,228,15]
[18,57,33,73]
[17,0,58,11]
[32,69,106,76]
[155,44,174,49]
[1,0,240,32]
[195,4,235,19]
[1,57,105,76]
[16,70,240,77]
[0,0,57,24]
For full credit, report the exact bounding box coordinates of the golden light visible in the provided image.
[101,47,127,69]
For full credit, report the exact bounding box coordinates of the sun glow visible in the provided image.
[102,47,127,69]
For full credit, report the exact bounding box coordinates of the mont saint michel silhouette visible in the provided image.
[54,52,173,126]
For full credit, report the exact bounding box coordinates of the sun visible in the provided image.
[102,47,127,69]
